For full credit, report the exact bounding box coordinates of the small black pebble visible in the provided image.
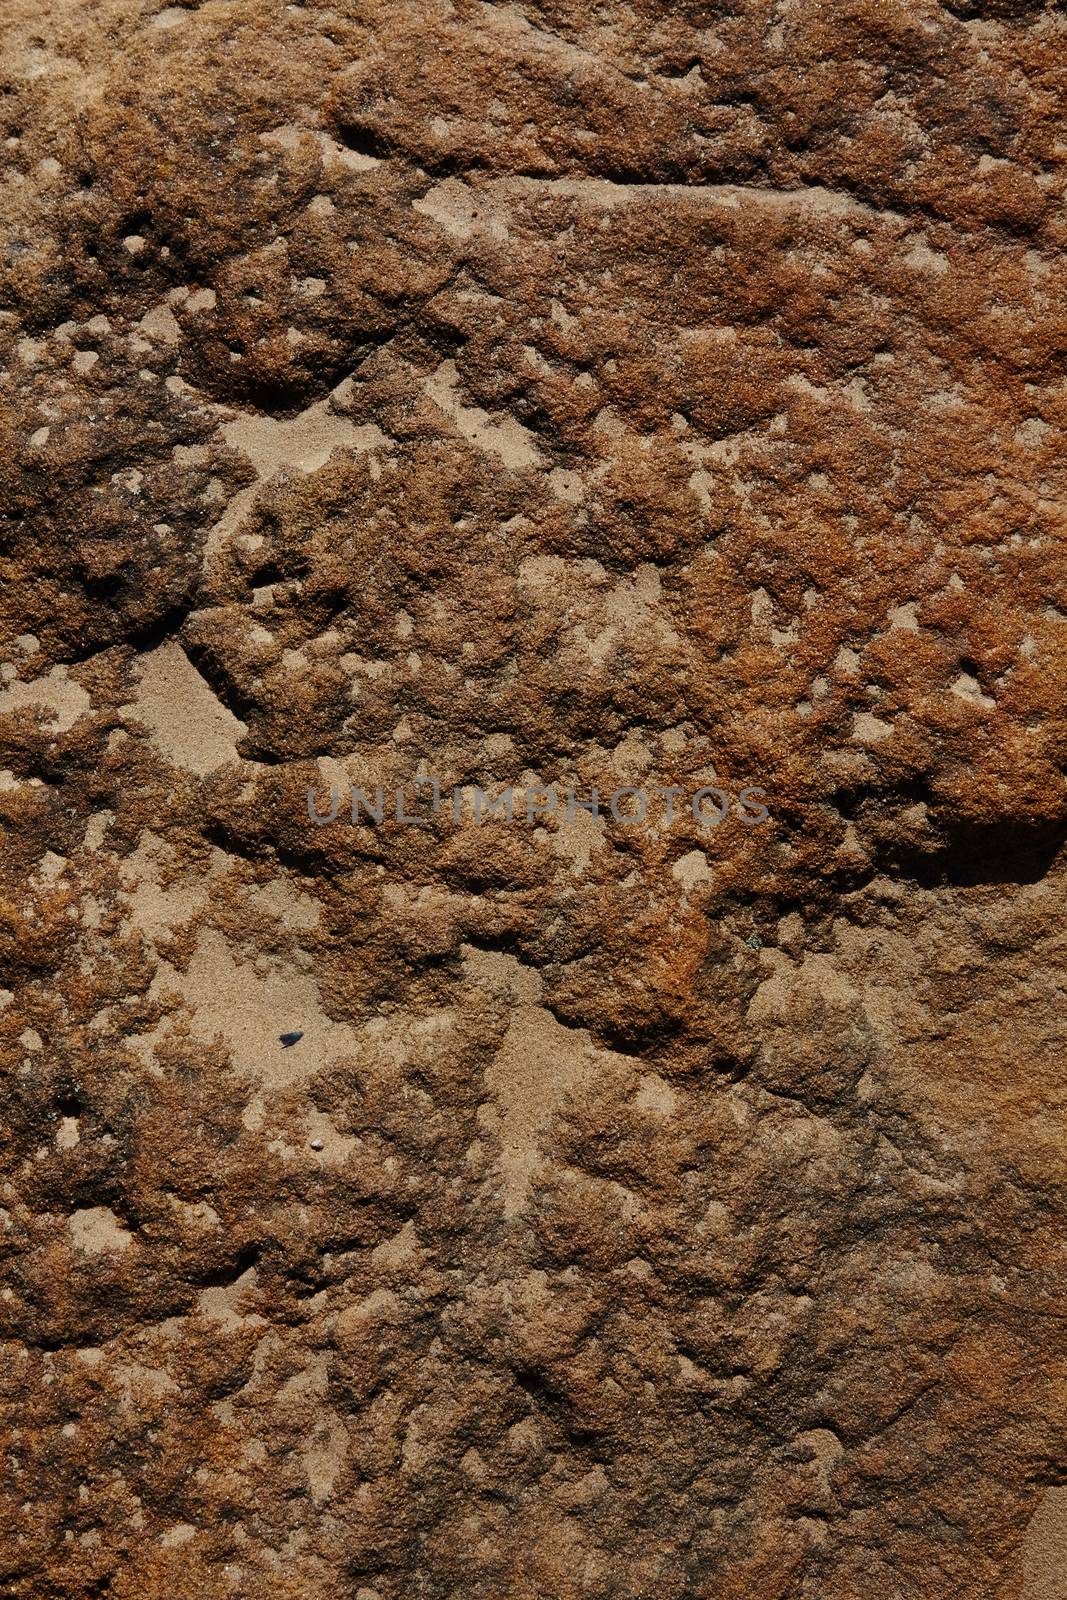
[279,1031,304,1048]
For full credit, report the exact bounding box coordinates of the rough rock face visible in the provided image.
[2,1,1066,1595]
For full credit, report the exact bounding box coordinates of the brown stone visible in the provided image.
[1,0,1066,1595]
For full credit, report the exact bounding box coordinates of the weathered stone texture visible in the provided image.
[1,0,1066,1595]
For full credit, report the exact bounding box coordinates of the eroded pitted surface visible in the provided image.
[1,1,1066,1596]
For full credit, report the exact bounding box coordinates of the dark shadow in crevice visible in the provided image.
[194,1241,261,1288]
[887,818,1066,890]
[336,121,397,162]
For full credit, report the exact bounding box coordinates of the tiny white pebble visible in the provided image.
[309,1139,324,1151]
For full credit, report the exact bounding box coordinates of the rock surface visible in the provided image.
[2,0,1066,1595]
